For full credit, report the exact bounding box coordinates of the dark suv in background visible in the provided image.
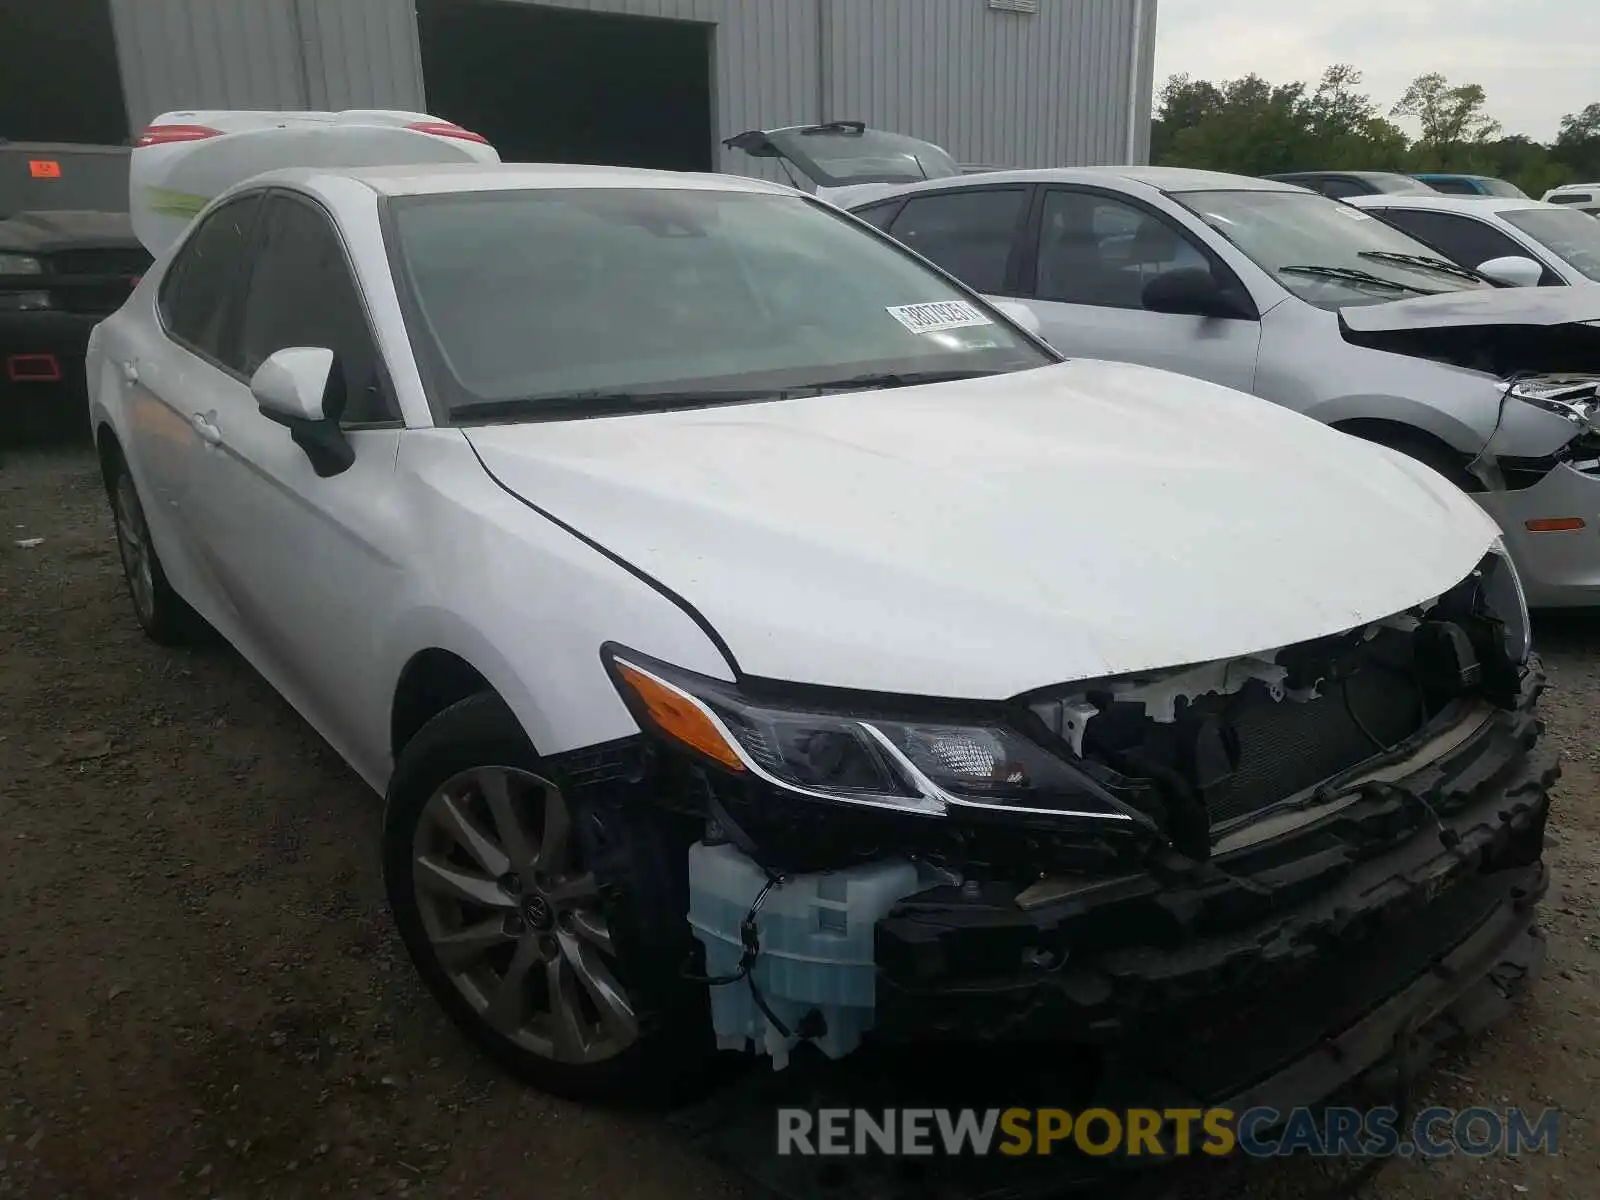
[2,141,149,445]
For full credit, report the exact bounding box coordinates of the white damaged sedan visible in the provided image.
[88,113,1553,1115]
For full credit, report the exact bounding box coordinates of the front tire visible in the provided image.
[383,692,708,1102]
[106,456,195,645]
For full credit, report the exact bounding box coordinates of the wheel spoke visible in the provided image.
[545,872,599,905]
[414,855,513,910]
[432,916,518,968]
[486,934,545,1034]
[558,930,637,1041]
[433,792,510,878]
[532,785,572,876]
[478,768,535,873]
[565,907,614,956]
[545,954,591,1061]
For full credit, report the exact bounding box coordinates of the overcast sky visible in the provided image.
[1152,0,1598,141]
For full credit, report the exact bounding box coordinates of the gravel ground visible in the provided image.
[2,447,1597,1200]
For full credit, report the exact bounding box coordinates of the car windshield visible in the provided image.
[1479,178,1528,199]
[388,187,1051,420]
[1499,207,1600,281]
[764,126,963,188]
[0,147,130,217]
[1174,188,1490,309]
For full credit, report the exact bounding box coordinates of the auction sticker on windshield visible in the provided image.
[887,300,994,334]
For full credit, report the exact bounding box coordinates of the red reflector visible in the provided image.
[29,159,61,179]
[7,354,62,382]
[1524,517,1586,533]
[406,120,491,146]
[135,123,222,147]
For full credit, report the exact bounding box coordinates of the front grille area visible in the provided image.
[47,248,150,277]
[1055,625,1436,831]
[1181,658,1422,825]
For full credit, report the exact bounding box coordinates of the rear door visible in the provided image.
[878,185,1032,298]
[181,189,408,766]
[1016,186,1262,391]
[119,191,264,620]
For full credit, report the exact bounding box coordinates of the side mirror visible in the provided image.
[1141,267,1247,318]
[250,346,355,477]
[991,299,1043,336]
[1476,255,1544,287]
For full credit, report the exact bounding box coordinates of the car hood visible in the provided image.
[1338,286,1600,332]
[0,209,138,254]
[465,361,1500,698]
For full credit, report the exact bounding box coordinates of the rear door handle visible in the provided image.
[191,412,222,445]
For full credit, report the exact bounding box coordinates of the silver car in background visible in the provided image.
[814,156,1600,608]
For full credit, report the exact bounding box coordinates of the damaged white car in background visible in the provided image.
[87,113,1553,1152]
[727,128,1600,609]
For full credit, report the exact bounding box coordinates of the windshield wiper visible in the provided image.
[1357,250,1489,283]
[1276,264,1437,295]
[790,368,1001,394]
[450,389,793,424]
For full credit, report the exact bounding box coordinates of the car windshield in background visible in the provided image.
[0,147,130,217]
[1499,207,1600,281]
[388,188,1050,422]
[1174,188,1490,309]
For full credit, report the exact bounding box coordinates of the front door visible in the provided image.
[1019,188,1263,393]
[182,189,410,771]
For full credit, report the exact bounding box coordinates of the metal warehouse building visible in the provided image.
[3,0,1157,176]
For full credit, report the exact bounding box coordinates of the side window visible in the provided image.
[233,195,394,425]
[1032,190,1209,310]
[1548,193,1592,205]
[886,188,1028,293]
[157,194,263,359]
[1319,178,1370,199]
[852,200,902,231]
[1378,209,1557,282]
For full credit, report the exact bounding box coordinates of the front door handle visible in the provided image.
[120,360,139,384]
[191,412,223,446]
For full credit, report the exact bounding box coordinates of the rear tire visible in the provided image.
[106,455,196,645]
[383,692,711,1104]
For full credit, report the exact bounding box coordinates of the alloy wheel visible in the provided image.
[410,765,639,1064]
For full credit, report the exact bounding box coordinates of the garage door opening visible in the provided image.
[0,0,129,145]
[417,0,715,172]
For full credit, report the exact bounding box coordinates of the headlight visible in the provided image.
[0,253,43,275]
[0,290,51,312]
[1504,376,1600,434]
[602,648,1137,825]
[1483,538,1532,665]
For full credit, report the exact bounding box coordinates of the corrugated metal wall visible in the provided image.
[109,0,1154,172]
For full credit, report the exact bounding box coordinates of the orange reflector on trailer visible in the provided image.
[1524,517,1586,532]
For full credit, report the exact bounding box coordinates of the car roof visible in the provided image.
[860,164,1303,196]
[1348,193,1554,215]
[246,161,793,199]
[1411,172,1494,181]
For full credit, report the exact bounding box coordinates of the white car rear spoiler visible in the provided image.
[130,109,501,257]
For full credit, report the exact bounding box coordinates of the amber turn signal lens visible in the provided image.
[615,663,746,772]
[1524,517,1586,532]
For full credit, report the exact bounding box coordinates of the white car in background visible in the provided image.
[1349,193,1600,288]
[87,112,1551,1123]
[1542,184,1600,216]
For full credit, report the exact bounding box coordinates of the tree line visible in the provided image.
[1151,65,1600,196]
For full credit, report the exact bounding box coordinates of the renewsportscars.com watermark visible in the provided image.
[776,1106,1561,1159]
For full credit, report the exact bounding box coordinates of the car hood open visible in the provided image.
[1339,286,1600,332]
[465,360,1500,699]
